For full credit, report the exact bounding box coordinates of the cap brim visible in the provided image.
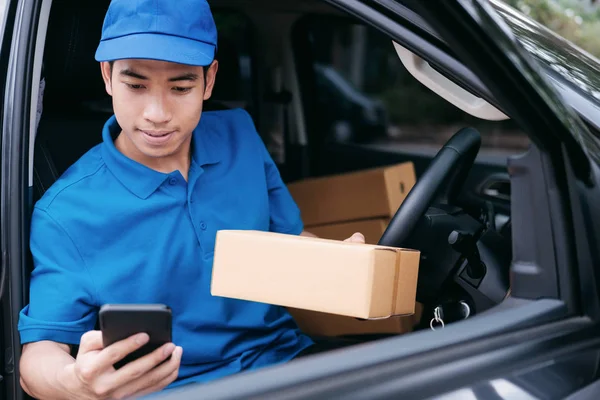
[95,33,215,66]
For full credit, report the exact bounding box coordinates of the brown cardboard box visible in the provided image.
[288,303,423,337]
[294,219,423,336]
[287,162,416,226]
[211,230,420,319]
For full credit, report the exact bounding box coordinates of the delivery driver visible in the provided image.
[18,0,365,398]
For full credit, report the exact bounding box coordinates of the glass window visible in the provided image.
[297,16,530,155]
[499,0,600,61]
[0,0,8,50]
[211,11,257,118]
[212,11,288,166]
[494,0,600,107]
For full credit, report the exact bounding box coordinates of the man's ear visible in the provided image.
[100,62,113,96]
[203,60,219,101]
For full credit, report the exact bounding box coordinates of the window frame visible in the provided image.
[2,0,41,398]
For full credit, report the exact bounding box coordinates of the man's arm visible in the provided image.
[20,341,75,399]
[20,208,181,399]
[20,332,181,400]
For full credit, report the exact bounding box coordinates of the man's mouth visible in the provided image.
[139,129,175,145]
[140,130,174,137]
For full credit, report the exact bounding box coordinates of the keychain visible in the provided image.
[430,301,471,331]
[430,306,444,330]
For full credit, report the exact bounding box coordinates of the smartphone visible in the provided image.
[99,304,172,370]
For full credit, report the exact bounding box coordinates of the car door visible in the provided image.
[1,0,19,399]
[1,0,34,399]
[149,0,600,398]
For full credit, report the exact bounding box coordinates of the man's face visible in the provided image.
[100,59,218,160]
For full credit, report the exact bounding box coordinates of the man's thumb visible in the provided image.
[345,232,365,243]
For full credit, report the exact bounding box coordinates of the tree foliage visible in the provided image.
[502,0,600,58]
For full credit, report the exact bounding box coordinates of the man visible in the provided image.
[18,0,364,398]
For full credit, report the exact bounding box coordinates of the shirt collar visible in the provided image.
[191,111,223,167]
[101,114,222,199]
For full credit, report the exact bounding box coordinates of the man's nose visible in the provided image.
[143,94,173,124]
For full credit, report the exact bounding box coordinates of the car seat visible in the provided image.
[33,0,250,204]
[33,0,114,205]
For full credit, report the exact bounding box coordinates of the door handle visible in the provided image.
[393,42,508,121]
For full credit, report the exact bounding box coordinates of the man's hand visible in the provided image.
[343,232,365,243]
[59,330,182,400]
[301,230,366,244]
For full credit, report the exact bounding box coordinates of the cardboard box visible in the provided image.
[294,218,423,336]
[288,303,423,337]
[211,230,420,320]
[287,162,416,226]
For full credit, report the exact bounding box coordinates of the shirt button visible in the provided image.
[200,221,207,230]
[169,178,177,185]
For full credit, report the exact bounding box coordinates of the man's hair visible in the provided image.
[108,61,210,84]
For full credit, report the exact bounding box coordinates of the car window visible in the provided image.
[492,0,600,108]
[211,10,257,118]
[212,10,286,164]
[296,16,530,156]
[0,0,8,48]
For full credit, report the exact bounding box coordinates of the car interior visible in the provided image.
[27,0,532,363]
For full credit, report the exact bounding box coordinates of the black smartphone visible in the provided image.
[99,304,172,370]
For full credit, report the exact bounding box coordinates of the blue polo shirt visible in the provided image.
[18,108,313,386]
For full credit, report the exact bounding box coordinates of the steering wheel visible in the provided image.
[377,128,495,324]
[378,127,481,248]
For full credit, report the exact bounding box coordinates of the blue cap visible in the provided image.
[95,0,217,66]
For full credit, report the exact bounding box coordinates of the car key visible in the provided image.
[430,301,471,330]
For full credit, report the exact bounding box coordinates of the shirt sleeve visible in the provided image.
[259,138,304,236]
[18,207,98,345]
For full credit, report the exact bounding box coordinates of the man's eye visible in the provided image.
[126,83,144,90]
[173,87,192,93]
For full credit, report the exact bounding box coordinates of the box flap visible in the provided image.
[393,248,420,316]
[368,248,398,317]
[366,247,420,318]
